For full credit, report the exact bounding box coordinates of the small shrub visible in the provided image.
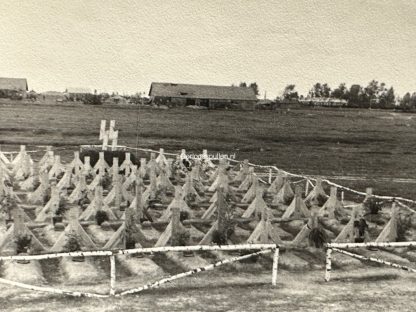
[55,198,68,216]
[78,191,90,208]
[354,219,369,237]
[212,230,228,246]
[180,211,190,222]
[308,227,327,248]
[315,194,327,207]
[15,235,32,254]
[283,195,294,206]
[364,197,383,215]
[101,174,112,189]
[125,236,136,249]
[95,210,109,226]
[64,233,81,252]
[171,231,190,246]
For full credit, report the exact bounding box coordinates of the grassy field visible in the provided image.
[0,268,415,311]
[1,101,415,199]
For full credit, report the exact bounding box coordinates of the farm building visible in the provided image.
[149,82,257,110]
[0,77,28,99]
[65,87,92,101]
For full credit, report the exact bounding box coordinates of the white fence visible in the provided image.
[324,241,416,282]
[0,244,278,298]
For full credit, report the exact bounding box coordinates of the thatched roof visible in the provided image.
[0,77,28,91]
[149,82,257,101]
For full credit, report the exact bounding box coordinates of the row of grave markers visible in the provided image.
[0,141,404,256]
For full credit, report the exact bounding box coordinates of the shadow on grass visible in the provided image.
[330,273,399,283]
[137,280,271,297]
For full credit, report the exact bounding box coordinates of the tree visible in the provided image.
[400,92,412,110]
[249,82,259,96]
[348,84,363,107]
[411,93,416,109]
[311,83,331,98]
[239,82,247,88]
[331,83,348,100]
[282,84,298,100]
[378,86,395,108]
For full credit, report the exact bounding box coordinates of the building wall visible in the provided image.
[0,89,26,100]
[151,96,254,110]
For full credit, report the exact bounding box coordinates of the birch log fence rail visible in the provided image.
[0,244,278,297]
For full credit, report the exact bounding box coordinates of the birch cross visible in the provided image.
[100,120,118,151]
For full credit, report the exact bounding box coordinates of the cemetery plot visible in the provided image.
[0,121,415,296]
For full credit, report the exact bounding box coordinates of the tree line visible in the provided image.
[236,80,415,110]
[282,80,399,109]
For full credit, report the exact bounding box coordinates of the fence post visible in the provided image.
[305,179,310,196]
[268,168,272,184]
[272,247,279,286]
[325,248,332,282]
[341,190,345,204]
[110,255,116,296]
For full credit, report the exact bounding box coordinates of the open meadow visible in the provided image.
[0,101,415,199]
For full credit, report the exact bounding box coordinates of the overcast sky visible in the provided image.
[1,0,415,98]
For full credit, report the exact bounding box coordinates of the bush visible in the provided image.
[364,197,383,215]
[95,210,109,226]
[171,231,190,246]
[15,235,32,254]
[78,191,90,207]
[315,194,328,207]
[308,227,327,248]
[82,93,102,105]
[126,235,136,249]
[180,211,190,222]
[212,230,227,246]
[64,234,82,252]
[55,198,68,216]
[101,174,112,189]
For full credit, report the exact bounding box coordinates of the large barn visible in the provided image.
[0,77,28,99]
[149,82,257,110]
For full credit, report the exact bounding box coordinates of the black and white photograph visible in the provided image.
[0,1,415,311]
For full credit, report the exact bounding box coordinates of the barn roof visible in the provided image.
[0,77,28,91]
[149,82,257,101]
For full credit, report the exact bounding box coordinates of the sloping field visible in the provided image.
[0,101,415,199]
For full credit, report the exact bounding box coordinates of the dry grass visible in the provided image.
[0,268,415,311]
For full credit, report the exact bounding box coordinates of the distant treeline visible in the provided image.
[280,81,416,110]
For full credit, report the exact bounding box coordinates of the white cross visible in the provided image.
[100,120,118,151]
